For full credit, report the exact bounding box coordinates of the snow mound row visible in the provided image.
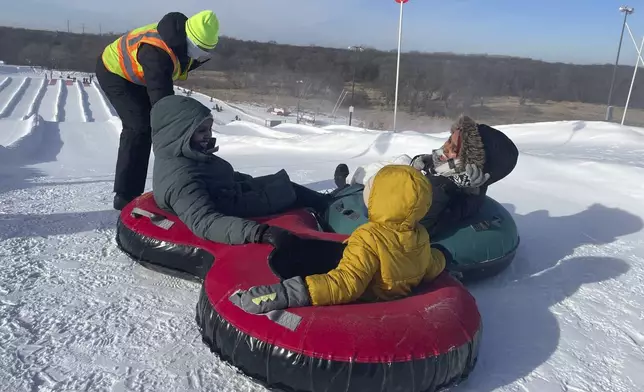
[0,77,30,118]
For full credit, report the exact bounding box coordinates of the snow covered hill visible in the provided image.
[1,65,644,392]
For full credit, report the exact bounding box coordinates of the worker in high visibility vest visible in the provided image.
[95,10,219,211]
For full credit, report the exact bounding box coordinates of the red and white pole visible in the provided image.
[393,0,408,132]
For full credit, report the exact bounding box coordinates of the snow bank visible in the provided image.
[216,121,299,139]
[0,113,42,151]
[273,123,332,135]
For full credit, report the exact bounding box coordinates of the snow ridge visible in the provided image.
[76,80,89,122]
[0,76,11,93]
[0,113,41,153]
[93,82,117,117]
[54,79,66,122]
[0,77,30,118]
[23,78,48,120]
[77,81,93,122]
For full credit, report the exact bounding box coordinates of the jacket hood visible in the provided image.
[477,124,519,186]
[365,165,432,230]
[157,12,190,64]
[151,95,213,161]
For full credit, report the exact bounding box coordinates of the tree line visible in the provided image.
[2,25,644,116]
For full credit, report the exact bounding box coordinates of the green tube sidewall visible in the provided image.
[324,184,519,271]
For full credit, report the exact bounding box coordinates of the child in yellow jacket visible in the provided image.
[239,164,448,313]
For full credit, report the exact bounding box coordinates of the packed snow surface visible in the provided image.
[1,65,644,392]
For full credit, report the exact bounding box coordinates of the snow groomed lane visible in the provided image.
[38,79,59,122]
[62,79,85,122]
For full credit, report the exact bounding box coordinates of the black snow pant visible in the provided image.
[290,182,332,214]
[244,173,331,215]
[95,56,152,199]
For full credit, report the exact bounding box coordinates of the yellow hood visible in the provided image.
[305,164,445,306]
[365,165,432,230]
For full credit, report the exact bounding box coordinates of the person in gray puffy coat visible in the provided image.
[150,95,331,246]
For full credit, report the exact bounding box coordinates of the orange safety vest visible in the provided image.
[102,23,191,85]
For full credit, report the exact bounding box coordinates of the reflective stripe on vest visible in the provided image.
[103,25,187,85]
[123,29,179,85]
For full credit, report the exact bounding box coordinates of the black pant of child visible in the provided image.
[247,174,331,215]
[95,56,152,206]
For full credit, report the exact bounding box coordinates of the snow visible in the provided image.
[39,80,59,122]
[62,79,85,122]
[82,82,112,122]
[1,65,644,392]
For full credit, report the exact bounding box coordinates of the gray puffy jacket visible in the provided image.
[150,95,297,244]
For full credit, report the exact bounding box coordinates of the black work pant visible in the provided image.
[95,56,152,198]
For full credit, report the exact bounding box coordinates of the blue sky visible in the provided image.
[2,0,644,65]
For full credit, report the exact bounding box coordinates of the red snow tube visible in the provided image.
[116,192,482,392]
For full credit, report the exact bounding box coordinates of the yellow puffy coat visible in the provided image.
[305,165,446,306]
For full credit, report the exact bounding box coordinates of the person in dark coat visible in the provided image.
[96,10,219,211]
[411,115,519,235]
[150,95,331,246]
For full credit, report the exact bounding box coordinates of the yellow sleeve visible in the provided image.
[423,247,447,282]
[305,229,379,306]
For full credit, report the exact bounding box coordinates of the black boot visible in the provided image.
[334,164,349,189]
[113,193,135,211]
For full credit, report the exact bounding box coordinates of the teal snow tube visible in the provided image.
[324,184,520,282]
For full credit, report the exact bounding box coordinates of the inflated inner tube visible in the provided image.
[325,184,520,282]
[115,193,215,281]
[116,192,483,392]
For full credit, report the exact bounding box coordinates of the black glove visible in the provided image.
[239,276,311,314]
[256,225,300,249]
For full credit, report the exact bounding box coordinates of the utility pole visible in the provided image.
[99,23,102,35]
[348,45,365,126]
[296,80,304,124]
[393,0,409,132]
[606,6,635,121]
[82,23,85,34]
[67,20,70,33]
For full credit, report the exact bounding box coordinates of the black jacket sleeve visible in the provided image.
[137,44,175,106]
[189,58,209,72]
[420,175,486,236]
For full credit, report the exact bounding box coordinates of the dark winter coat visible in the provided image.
[421,123,518,235]
[138,12,208,106]
[150,95,297,245]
